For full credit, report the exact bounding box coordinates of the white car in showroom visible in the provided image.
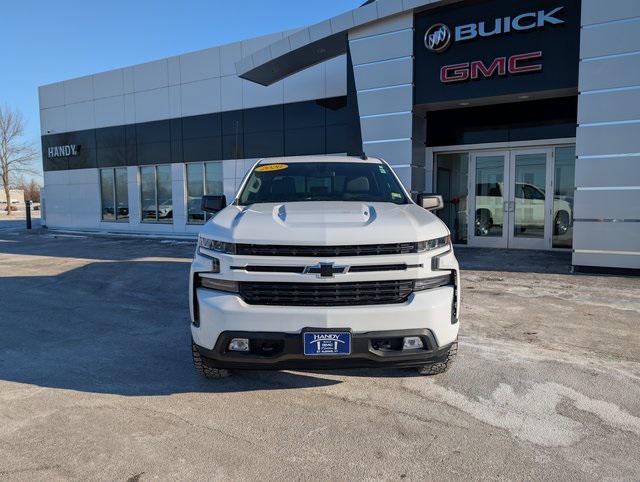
[189,156,460,378]
[475,182,573,237]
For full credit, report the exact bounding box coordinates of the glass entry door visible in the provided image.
[507,149,552,249]
[469,151,510,248]
[467,149,552,249]
[435,145,574,250]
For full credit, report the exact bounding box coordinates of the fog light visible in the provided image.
[403,337,424,350]
[228,338,250,352]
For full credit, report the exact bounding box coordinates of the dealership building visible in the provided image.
[39,0,640,270]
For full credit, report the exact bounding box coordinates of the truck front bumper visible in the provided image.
[194,329,453,370]
[191,284,459,370]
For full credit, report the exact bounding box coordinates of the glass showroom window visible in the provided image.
[140,165,173,223]
[553,146,576,249]
[186,161,223,224]
[435,153,469,244]
[100,168,129,222]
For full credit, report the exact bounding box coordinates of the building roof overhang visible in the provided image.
[237,0,442,86]
[239,32,348,87]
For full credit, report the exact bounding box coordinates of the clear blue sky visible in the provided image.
[1,0,363,181]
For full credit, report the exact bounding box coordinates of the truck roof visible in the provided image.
[256,155,384,165]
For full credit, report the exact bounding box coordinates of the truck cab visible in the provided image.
[190,156,460,378]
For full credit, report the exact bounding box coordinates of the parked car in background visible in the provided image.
[475,182,572,236]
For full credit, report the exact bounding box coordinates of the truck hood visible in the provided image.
[199,202,449,245]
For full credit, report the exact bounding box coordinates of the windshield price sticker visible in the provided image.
[256,164,288,172]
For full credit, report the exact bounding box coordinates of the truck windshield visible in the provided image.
[237,162,409,205]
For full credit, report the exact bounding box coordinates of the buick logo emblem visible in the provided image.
[425,23,451,53]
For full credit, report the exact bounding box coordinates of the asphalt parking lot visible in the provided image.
[1,224,639,480]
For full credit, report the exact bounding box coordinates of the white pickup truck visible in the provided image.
[189,156,460,378]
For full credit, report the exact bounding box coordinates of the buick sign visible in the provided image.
[425,23,452,53]
[47,144,80,158]
[424,6,565,53]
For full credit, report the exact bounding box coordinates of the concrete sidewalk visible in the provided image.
[0,231,638,480]
[0,212,41,232]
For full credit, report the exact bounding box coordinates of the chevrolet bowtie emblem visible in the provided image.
[303,262,349,278]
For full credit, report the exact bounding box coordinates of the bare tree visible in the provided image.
[14,177,42,203]
[0,105,38,215]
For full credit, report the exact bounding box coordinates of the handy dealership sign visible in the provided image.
[47,145,81,158]
[413,0,580,105]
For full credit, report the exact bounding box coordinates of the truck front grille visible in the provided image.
[230,263,418,274]
[235,242,418,257]
[239,280,414,306]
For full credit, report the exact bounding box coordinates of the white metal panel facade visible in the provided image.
[348,12,426,192]
[575,0,640,269]
[38,31,348,236]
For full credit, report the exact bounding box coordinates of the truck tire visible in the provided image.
[192,341,230,379]
[417,340,458,376]
[475,210,492,236]
[554,211,571,235]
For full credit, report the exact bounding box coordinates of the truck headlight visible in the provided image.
[413,274,453,291]
[416,235,451,253]
[198,236,236,255]
[198,276,239,293]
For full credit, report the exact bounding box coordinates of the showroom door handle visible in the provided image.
[504,201,515,212]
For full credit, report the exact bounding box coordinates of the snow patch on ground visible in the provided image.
[404,379,640,447]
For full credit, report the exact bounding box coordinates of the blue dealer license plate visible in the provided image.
[303,332,351,356]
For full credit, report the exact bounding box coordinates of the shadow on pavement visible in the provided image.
[456,247,573,275]
[0,217,41,232]
[0,228,193,262]
[1,232,580,396]
[0,236,341,395]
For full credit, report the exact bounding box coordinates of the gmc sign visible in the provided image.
[440,51,543,83]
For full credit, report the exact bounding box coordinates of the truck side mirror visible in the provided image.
[201,195,227,213]
[417,193,444,211]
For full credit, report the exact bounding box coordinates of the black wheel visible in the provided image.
[475,210,492,236]
[192,341,230,379]
[417,340,458,376]
[554,211,571,235]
